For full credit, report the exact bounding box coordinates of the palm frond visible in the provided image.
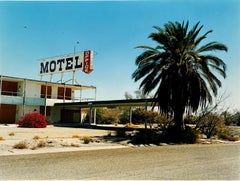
[198,42,228,53]
[132,20,227,118]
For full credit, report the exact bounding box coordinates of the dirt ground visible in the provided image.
[1,124,240,156]
[0,124,126,156]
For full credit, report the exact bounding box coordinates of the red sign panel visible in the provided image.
[83,50,93,74]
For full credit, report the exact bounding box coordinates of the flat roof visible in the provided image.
[55,98,158,109]
[0,75,96,90]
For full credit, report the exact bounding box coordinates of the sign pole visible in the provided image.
[72,42,79,85]
[61,72,64,83]
[72,71,75,84]
[50,74,53,82]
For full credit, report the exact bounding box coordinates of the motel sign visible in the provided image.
[39,50,93,76]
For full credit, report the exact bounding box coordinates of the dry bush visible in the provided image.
[82,136,92,144]
[13,141,28,149]
[217,131,239,141]
[37,140,47,148]
[195,113,225,138]
[0,136,5,141]
[124,123,139,129]
[71,143,80,147]
[72,135,81,138]
[8,132,15,136]
[33,135,41,140]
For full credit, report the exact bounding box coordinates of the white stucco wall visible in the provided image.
[15,105,39,122]
[25,82,41,98]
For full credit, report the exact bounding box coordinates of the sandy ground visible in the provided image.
[0,124,126,156]
[1,124,240,156]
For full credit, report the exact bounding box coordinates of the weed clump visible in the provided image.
[13,141,28,149]
[72,135,81,138]
[8,132,15,136]
[0,136,5,141]
[33,135,41,140]
[82,136,92,144]
[218,132,239,141]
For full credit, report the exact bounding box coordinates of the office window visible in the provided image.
[41,85,52,98]
[58,87,71,100]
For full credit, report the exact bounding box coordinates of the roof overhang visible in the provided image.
[55,98,158,109]
[0,75,96,91]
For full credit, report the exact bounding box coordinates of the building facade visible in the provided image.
[0,75,96,124]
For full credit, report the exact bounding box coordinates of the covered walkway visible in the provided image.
[54,98,158,126]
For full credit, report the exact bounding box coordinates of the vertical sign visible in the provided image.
[83,50,93,74]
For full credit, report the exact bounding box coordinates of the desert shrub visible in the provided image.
[163,126,199,144]
[132,109,159,124]
[37,140,47,148]
[181,127,199,144]
[155,115,174,130]
[82,136,92,144]
[124,123,139,129]
[0,136,4,141]
[131,129,163,145]
[218,132,239,141]
[71,143,80,147]
[33,135,41,140]
[130,125,198,145]
[119,107,130,124]
[224,112,240,126]
[18,112,47,128]
[84,108,120,124]
[13,141,28,149]
[116,129,127,138]
[72,135,81,138]
[195,113,224,138]
[8,132,15,136]
[184,115,198,124]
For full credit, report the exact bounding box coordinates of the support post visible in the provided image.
[0,76,2,110]
[144,99,147,129]
[129,107,132,125]
[63,84,66,103]
[23,79,26,116]
[88,103,92,127]
[44,82,47,117]
[93,108,97,125]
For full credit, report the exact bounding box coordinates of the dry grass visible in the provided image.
[33,135,41,140]
[72,135,81,138]
[71,143,80,147]
[0,136,5,141]
[82,136,92,144]
[124,123,140,129]
[218,132,239,141]
[8,132,15,136]
[37,140,47,148]
[13,141,28,149]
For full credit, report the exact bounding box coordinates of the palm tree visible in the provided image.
[132,21,227,131]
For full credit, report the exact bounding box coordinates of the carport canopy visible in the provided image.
[55,98,158,127]
[54,98,158,109]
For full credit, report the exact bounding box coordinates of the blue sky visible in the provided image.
[0,0,240,111]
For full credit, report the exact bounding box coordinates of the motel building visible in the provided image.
[0,75,96,124]
[0,51,155,125]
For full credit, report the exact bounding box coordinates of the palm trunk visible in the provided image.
[174,106,185,132]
